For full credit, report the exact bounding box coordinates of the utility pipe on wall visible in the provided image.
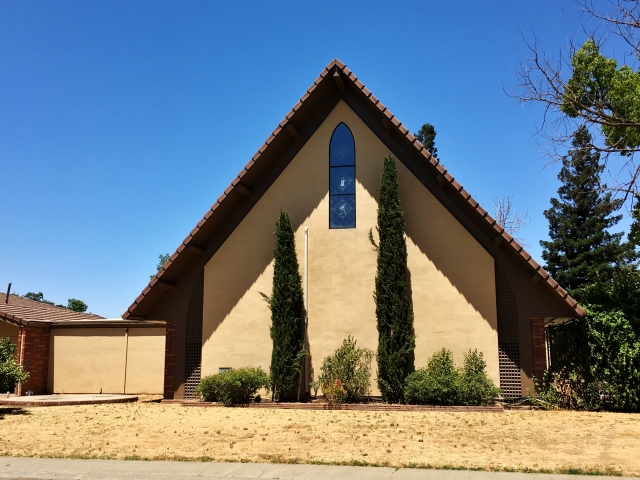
[123,327,129,394]
[304,226,309,318]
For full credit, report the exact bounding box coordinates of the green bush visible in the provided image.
[0,337,28,393]
[317,336,374,403]
[404,349,499,406]
[196,367,269,405]
[405,349,459,405]
[458,349,501,406]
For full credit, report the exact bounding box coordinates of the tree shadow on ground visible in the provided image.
[0,407,30,419]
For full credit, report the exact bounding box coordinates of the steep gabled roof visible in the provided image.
[124,59,584,319]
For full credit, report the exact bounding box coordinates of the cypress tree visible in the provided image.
[263,210,306,401]
[373,156,415,403]
[540,126,626,297]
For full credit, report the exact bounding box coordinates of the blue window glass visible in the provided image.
[330,123,355,167]
[330,166,355,195]
[330,195,356,229]
[329,123,355,228]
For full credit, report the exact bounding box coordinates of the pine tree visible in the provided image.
[541,126,626,296]
[414,123,438,159]
[263,210,306,401]
[373,156,415,403]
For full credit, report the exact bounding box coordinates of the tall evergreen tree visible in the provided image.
[373,156,415,403]
[262,210,306,401]
[414,123,438,159]
[540,126,626,296]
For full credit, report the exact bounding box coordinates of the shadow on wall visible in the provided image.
[201,135,329,346]
[357,156,498,335]
[201,117,497,353]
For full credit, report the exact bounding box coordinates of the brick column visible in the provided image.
[16,326,51,395]
[530,317,547,390]
[163,320,176,399]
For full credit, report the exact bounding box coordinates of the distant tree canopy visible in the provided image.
[413,123,438,158]
[20,292,88,313]
[66,298,88,313]
[157,253,171,271]
[150,253,171,280]
[22,292,52,304]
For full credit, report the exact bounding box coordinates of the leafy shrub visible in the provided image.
[405,349,459,405]
[530,368,585,410]
[404,348,499,406]
[317,336,374,403]
[0,337,28,393]
[196,367,269,405]
[458,349,501,406]
[324,379,348,404]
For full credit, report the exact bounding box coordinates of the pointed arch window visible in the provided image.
[329,123,356,228]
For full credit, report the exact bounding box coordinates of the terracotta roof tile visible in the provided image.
[0,294,105,325]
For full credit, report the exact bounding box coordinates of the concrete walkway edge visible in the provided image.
[0,457,635,480]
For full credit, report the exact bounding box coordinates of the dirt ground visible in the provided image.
[1,399,639,476]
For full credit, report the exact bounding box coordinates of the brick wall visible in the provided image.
[16,326,51,395]
[163,320,176,399]
[530,317,547,391]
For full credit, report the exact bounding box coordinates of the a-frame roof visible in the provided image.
[123,59,584,320]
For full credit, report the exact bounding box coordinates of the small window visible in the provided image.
[329,123,356,228]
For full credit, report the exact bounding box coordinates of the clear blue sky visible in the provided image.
[0,1,626,317]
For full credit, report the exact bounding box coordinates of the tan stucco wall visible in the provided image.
[0,320,19,344]
[125,327,165,394]
[48,327,164,394]
[202,101,498,393]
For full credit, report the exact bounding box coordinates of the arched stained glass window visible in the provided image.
[329,123,356,228]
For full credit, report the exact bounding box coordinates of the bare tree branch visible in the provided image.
[509,0,640,196]
[493,195,531,246]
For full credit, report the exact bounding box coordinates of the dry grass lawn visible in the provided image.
[1,399,639,476]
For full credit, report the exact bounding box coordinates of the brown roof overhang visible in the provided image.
[123,59,585,320]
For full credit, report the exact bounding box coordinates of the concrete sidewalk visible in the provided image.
[0,457,634,480]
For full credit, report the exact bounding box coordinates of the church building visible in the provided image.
[117,59,583,400]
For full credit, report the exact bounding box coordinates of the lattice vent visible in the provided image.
[495,264,522,398]
[184,272,204,399]
[499,343,521,398]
